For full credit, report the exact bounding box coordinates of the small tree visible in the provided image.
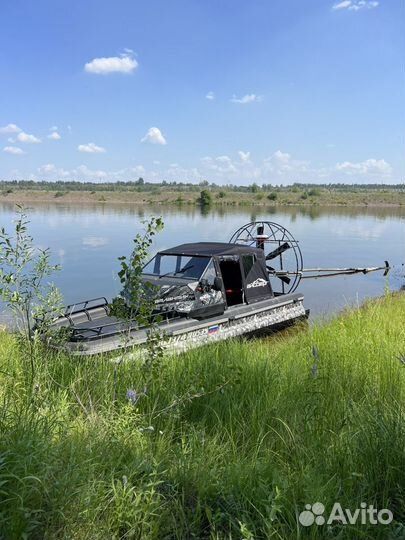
[198,190,212,207]
[0,205,63,381]
[111,217,165,372]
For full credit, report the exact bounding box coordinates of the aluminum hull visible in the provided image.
[50,293,307,356]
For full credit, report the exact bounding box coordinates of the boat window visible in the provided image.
[200,259,216,285]
[143,254,210,280]
[241,254,256,277]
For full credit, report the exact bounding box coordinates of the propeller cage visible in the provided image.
[229,221,303,294]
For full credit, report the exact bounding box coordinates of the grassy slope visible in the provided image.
[1,294,405,539]
[0,187,404,207]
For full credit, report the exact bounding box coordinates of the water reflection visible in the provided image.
[0,201,404,221]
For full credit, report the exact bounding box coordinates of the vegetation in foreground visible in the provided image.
[1,293,405,539]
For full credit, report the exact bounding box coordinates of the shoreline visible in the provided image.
[0,188,404,208]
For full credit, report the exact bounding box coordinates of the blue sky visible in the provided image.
[0,0,403,185]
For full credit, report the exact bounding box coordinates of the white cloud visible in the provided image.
[48,131,61,140]
[206,91,215,100]
[37,163,107,180]
[84,51,138,75]
[17,131,41,144]
[74,165,107,179]
[141,127,167,145]
[332,0,379,11]
[37,163,70,177]
[230,94,262,104]
[3,146,24,155]
[78,142,106,153]
[332,0,352,8]
[238,151,251,163]
[335,158,392,176]
[0,123,21,134]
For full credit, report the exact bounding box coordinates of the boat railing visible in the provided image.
[64,297,109,316]
[70,311,181,341]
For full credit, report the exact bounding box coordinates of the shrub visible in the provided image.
[267,192,278,201]
[198,190,212,206]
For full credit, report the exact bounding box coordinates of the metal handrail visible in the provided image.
[64,297,108,316]
[70,312,182,341]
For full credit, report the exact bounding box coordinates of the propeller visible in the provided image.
[265,242,291,261]
[267,265,291,284]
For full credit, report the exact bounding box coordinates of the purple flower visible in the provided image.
[126,388,138,404]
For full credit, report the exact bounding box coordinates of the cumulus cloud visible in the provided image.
[238,151,251,163]
[48,131,61,140]
[335,158,392,175]
[84,51,138,74]
[230,94,262,104]
[78,142,106,153]
[206,91,215,100]
[332,1,379,11]
[74,165,107,179]
[37,163,107,180]
[17,131,41,144]
[23,151,396,186]
[3,146,24,155]
[141,127,167,145]
[0,123,21,134]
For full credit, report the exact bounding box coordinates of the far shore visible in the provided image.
[0,187,404,208]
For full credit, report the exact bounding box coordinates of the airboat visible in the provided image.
[47,222,389,356]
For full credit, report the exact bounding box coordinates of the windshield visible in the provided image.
[143,254,211,280]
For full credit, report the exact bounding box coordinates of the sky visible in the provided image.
[0,0,404,185]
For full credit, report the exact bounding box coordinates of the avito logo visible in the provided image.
[299,502,393,527]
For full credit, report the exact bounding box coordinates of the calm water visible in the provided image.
[0,202,404,320]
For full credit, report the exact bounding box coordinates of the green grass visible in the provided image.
[1,293,405,539]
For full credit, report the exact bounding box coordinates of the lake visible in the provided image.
[0,202,403,320]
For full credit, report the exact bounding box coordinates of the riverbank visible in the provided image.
[0,293,404,539]
[0,186,404,208]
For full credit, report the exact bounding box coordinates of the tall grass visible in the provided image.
[1,293,405,539]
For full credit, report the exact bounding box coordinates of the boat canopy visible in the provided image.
[159,242,261,258]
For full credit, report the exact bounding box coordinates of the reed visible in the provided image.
[0,292,404,539]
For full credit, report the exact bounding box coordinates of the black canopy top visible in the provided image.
[159,242,262,258]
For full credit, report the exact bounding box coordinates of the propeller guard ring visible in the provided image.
[229,221,303,294]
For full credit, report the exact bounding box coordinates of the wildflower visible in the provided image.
[139,425,155,433]
[126,388,138,404]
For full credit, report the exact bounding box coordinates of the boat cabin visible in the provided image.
[142,242,274,319]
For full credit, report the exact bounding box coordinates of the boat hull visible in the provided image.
[50,293,307,356]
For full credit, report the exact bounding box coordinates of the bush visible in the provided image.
[217,191,226,199]
[198,190,212,206]
[267,192,278,201]
[308,188,321,197]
